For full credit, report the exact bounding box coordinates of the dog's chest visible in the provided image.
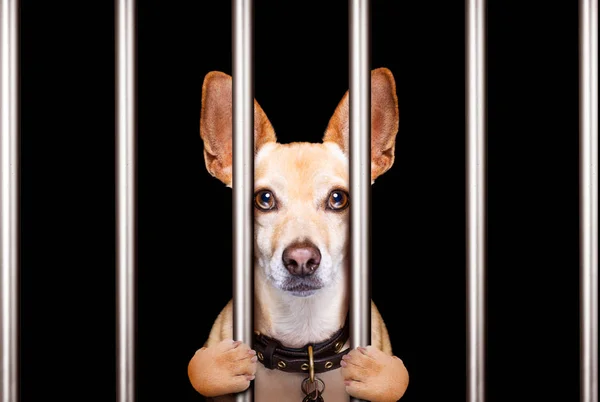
[254,364,350,402]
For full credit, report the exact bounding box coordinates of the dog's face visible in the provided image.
[200,69,399,297]
[252,141,349,297]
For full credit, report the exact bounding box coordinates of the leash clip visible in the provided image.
[302,346,325,401]
[307,345,315,383]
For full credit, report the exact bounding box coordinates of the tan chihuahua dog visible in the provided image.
[188,68,409,402]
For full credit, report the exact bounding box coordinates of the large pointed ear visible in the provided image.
[322,67,399,182]
[200,71,277,187]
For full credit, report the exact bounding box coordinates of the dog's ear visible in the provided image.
[322,67,399,182]
[200,71,277,187]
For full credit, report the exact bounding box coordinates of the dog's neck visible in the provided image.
[254,263,349,349]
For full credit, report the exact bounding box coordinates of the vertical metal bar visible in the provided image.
[580,0,598,401]
[232,0,254,401]
[0,0,19,401]
[349,2,371,402]
[466,0,486,401]
[116,0,136,401]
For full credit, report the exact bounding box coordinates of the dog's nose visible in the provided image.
[282,241,321,276]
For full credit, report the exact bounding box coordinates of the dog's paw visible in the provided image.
[340,345,409,402]
[188,339,257,398]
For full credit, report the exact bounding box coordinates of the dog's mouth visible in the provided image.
[281,278,323,297]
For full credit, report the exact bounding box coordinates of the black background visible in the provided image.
[19,0,579,401]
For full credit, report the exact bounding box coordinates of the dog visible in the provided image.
[188,68,409,402]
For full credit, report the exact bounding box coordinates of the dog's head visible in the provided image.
[200,68,398,297]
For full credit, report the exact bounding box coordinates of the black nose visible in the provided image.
[282,241,321,277]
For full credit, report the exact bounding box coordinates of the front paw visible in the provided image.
[340,346,409,402]
[188,339,257,397]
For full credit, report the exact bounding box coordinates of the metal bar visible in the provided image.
[349,2,371,402]
[232,0,254,401]
[0,0,19,401]
[580,0,598,401]
[116,0,136,400]
[466,0,486,400]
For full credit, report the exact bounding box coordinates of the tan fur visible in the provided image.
[189,68,409,402]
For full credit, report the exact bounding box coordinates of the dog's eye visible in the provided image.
[254,190,276,211]
[327,190,349,211]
